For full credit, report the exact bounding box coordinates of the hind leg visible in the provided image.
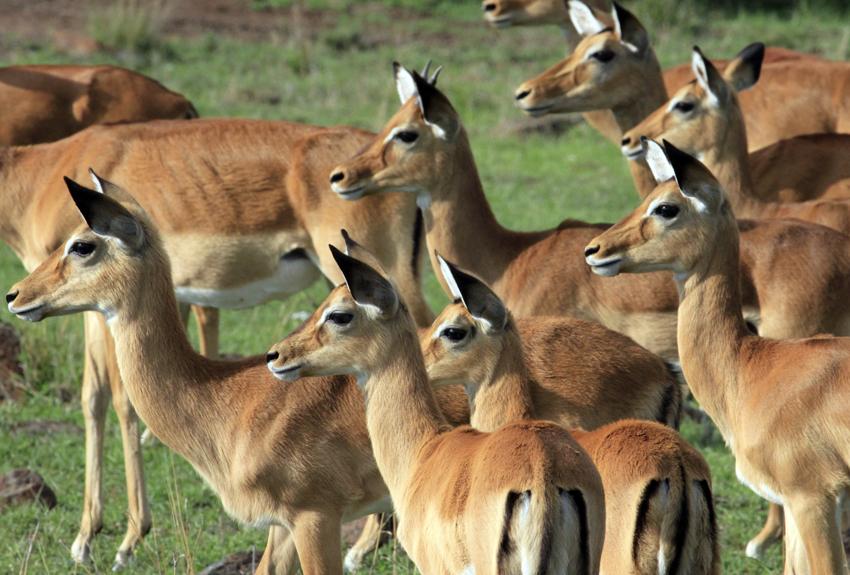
[191,305,219,359]
[343,513,393,572]
[746,503,784,559]
[256,526,300,575]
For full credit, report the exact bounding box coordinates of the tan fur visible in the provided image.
[329,69,850,368]
[510,1,829,152]
[0,65,197,146]
[421,277,717,574]
[267,254,605,575]
[0,119,430,568]
[6,182,467,575]
[586,149,850,573]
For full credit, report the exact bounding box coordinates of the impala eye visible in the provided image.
[395,131,419,144]
[591,50,615,63]
[327,311,354,325]
[440,327,468,342]
[69,241,96,257]
[674,101,695,113]
[652,204,680,219]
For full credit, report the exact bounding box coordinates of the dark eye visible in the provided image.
[652,204,680,219]
[327,311,354,325]
[440,327,468,342]
[69,241,96,257]
[395,131,418,144]
[591,50,615,63]
[674,101,695,113]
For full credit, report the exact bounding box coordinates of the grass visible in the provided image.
[1,1,848,572]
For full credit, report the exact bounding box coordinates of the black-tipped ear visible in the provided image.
[87,168,141,207]
[661,140,723,213]
[330,245,399,317]
[612,2,648,54]
[692,46,727,104]
[340,229,358,255]
[437,254,507,333]
[724,42,765,92]
[65,177,144,250]
[410,68,459,139]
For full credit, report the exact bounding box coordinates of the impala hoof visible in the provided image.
[343,548,365,573]
[71,536,91,563]
[113,550,131,571]
[745,539,763,559]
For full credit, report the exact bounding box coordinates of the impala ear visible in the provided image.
[662,140,724,214]
[394,62,418,105]
[65,176,145,250]
[691,46,726,106]
[611,2,648,54]
[339,229,387,275]
[437,253,507,333]
[330,245,399,318]
[723,42,765,92]
[87,168,142,209]
[568,0,606,37]
[411,68,459,140]
[643,138,675,183]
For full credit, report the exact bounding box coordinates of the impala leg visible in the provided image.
[785,493,847,574]
[746,502,785,559]
[256,526,300,575]
[191,305,220,359]
[343,513,392,572]
[71,313,112,564]
[291,510,344,575]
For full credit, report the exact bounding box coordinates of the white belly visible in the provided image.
[735,463,783,505]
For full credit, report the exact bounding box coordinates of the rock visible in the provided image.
[199,549,260,575]
[0,469,57,511]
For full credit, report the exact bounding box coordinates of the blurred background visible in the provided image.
[0,0,848,573]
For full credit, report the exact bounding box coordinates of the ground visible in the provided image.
[1,0,849,573]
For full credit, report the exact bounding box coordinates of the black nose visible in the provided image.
[584,245,600,257]
[515,89,531,101]
[266,351,279,363]
[5,291,17,304]
[483,2,496,11]
[621,136,631,146]
[329,171,345,184]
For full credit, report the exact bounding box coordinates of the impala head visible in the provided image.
[620,43,764,160]
[266,240,412,386]
[7,172,158,323]
[421,255,511,387]
[481,0,571,28]
[515,1,649,116]
[584,139,731,277]
[329,62,461,204]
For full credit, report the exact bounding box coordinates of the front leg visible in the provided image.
[746,502,784,559]
[291,510,344,575]
[191,305,220,359]
[256,525,300,575]
[784,493,848,574]
[344,513,393,572]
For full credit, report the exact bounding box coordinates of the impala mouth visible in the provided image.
[586,256,623,277]
[519,103,555,117]
[487,14,514,28]
[332,183,367,201]
[622,144,645,160]
[9,303,46,322]
[268,362,303,381]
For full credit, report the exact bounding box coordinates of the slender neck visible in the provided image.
[363,320,450,495]
[675,214,749,437]
[466,326,535,433]
[0,147,35,259]
[107,246,228,471]
[420,131,544,287]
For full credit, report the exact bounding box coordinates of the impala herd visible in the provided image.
[4,1,850,573]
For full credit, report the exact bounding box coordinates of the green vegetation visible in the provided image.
[1,1,848,573]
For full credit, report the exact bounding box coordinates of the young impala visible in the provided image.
[421,256,718,574]
[266,247,605,575]
[4,176,470,575]
[329,63,850,365]
[585,140,850,574]
[619,45,850,234]
[0,112,432,566]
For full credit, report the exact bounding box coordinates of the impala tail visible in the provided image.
[500,486,590,575]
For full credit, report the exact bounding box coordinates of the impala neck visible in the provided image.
[466,324,535,433]
[107,242,230,474]
[363,318,450,495]
[0,147,34,259]
[675,212,749,438]
[420,130,544,287]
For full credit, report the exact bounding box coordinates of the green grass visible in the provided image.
[1,1,848,572]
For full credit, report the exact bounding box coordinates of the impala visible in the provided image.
[329,63,850,366]
[0,64,197,146]
[422,256,718,574]
[5,177,470,575]
[512,1,840,153]
[0,116,429,567]
[585,140,850,574]
[266,246,605,575]
[619,45,850,234]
